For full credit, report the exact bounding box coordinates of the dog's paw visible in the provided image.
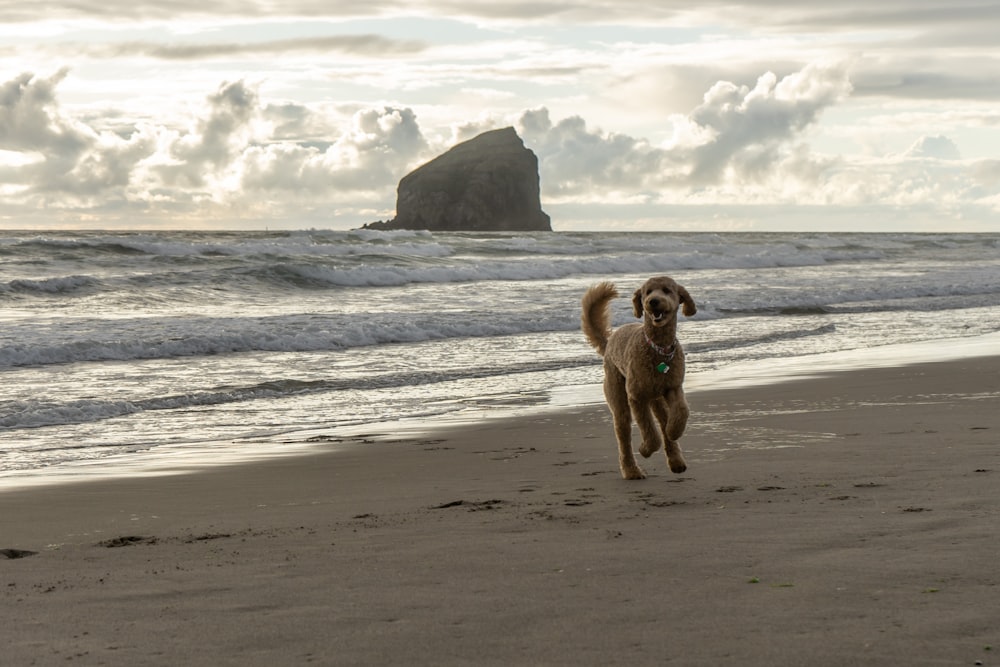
[639,441,661,458]
[669,460,687,474]
[621,466,647,480]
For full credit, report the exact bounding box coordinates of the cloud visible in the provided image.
[850,57,1000,101]
[155,80,259,189]
[83,35,428,60]
[0,69,138,201]
[0,71,429,219]
[519,62,851,197]
[681,63,852,183]
[904,135,961,160]
[7,1,994,34]
[239,106,427,195]
[0,70,91,155]
[972,160,1000,186]
[0,62,995,229]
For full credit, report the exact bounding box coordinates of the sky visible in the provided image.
[2,1,999,232]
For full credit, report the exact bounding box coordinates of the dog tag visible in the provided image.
[656,362,669,374]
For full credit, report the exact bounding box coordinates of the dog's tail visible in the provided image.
[581,281,618,357]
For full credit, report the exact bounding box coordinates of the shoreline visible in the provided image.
[3,330,999,492]
[2,353,999,664]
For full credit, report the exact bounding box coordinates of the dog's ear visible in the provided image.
[678,284,697,317]
[632,288,644,319]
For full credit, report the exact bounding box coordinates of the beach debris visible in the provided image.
[902,507,932,513]
[644,499,684,508]
[431,499,505,511]
[1,548,38,559]
[304,435,343,443]
[184,533,232,543]
[97,535,157,548]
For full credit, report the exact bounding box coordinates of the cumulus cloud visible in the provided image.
[0,70,91,157]
[0,63,855,217]
[519,62,851,197]
[155,80,259,188]
[904,135,961,160]
[680,63,852,183]
[0,69,150,202]
[0,71,429,219]
[0,61,995,228]
[239,106,427,194]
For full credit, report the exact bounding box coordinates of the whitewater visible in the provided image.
[2,229,998,485]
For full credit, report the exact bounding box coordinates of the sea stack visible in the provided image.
[365,127,551,232]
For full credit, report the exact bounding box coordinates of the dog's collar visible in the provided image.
[645,333,677,358]
[645,334,677,374]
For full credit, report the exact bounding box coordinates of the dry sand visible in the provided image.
[2,357,999,666]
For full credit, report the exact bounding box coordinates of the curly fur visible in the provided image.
[581,276,697,480]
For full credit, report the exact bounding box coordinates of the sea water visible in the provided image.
[1,230,998,483]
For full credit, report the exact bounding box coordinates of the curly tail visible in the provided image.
[581,281,618,357]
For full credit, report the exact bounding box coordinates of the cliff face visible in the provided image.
[367,127,551,232]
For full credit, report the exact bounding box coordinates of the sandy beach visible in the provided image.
[2,355,999,666]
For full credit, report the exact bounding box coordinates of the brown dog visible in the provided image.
[581,276,697,480]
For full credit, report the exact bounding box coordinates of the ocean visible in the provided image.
[2,230,998,486]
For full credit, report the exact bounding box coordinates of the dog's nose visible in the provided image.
[649,297,662,309]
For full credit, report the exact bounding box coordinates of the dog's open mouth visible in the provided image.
[648,309,669,325]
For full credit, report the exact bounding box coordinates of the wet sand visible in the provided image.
[2,356,999,665]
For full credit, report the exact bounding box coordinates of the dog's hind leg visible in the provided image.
[665,388,690,441]
[652,397,687,474]
[604,370,645,480]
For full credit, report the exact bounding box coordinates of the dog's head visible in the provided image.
[632,276,697,326]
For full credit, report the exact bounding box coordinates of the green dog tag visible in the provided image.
[656,362,669,373]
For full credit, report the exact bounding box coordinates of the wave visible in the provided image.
[6,231,453,260]
[0,310,581,369]
[0,356,592,432]
[0,274,99,295]
[689,323,838,354]
[7,232,999,303]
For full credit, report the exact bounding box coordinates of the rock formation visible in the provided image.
[364,127,551,232]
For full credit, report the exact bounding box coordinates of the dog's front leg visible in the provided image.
[605,372,645,480]
[631,397,663,459]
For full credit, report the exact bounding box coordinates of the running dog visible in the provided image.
[581,276,697,480]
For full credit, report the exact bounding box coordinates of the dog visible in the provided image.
[581,276,697,480]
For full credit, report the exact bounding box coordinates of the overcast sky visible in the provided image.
[2,1,999,231]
